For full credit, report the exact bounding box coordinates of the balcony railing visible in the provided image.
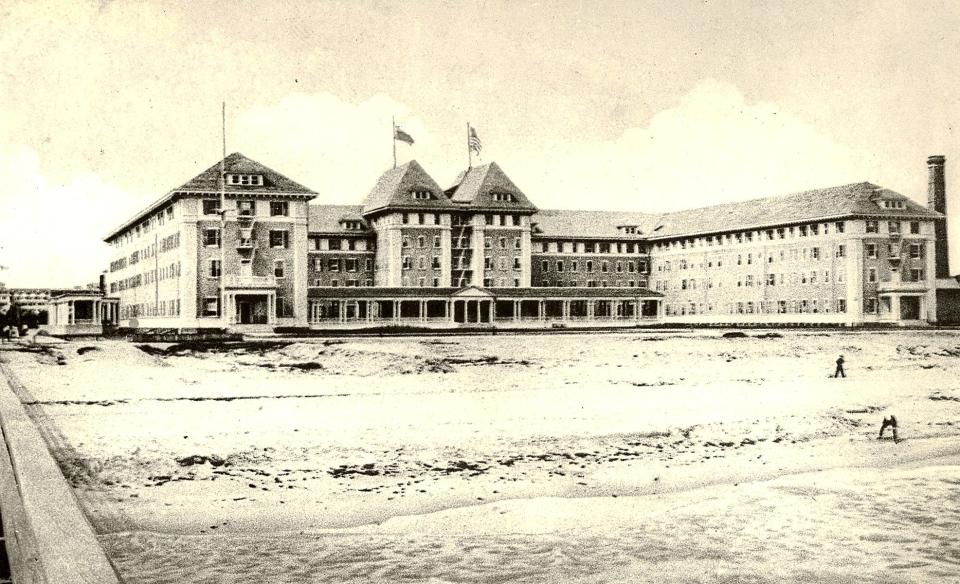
[223,275,277,288]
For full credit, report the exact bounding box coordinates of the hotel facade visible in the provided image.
[102,153,948,330]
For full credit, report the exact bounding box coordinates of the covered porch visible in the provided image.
[306,287,662,328]
[43,293,118,336]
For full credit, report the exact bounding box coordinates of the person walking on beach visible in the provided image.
[834,354,846,378]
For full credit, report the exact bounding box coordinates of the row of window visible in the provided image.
[207,260,287,279]
[540,259,648,274]
[866,267,925,283]
[535,241,646,254]
[309,237,374,251]
[202,199,290,217]
[120,298,181,319]
[865,242,924,259]
[203,228,290,249]
[537,280,648,288]
[111,262,183,292]
[664,299,849,316]
[313,258,374,273]
[654,221,853,251]
[110,205,176,247]
[658,245,846,272]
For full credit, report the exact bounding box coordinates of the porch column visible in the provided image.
[420,300,427,322]
[587,300,595,320]
[562,299,570,321]
[447,300,454,322]
[474,300,481,323]
[68,300,74,325]
[488,300,494,323]
[513,300,520,322]
[539,300,545,322]
[634,300,641,322]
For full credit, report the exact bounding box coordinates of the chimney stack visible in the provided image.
[928,155,948,278]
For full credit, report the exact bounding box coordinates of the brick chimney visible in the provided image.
[928,155,949,278]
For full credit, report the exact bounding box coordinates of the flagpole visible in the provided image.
[467,122,472,169]
[392,116,397,169]
[219,101,227,325]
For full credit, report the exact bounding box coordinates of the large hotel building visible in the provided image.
[102,153,949,330]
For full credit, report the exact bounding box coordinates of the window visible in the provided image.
[365,258,373,271]
[836,244,846,258]
[910,221,920,235]
[888,221,901,234]
[227,174,263,186]
[269,230,289,248]
[434,236,441,248]
[203,199,219,215]
[237,200,255,217]
[868,268,877,283]
[556,261,564,272]
[836,221,845,233]
[910,269,924,282]
[586,260,593,272]
[274,260,285,278]
[208,260,221,278]
[345,259,358,272]
[865,298,877,314]
[910,243,922,259]
[402,236,410,248]
[485,237,492,249]
[270,202,289,216]
[417,236,425,248]
[513,257,521,270]
[811,247,820,260]
[514,238,521,249]
[492,192,514,202]
[411,190,432,200]
[418,257,426,270]
[328,258,340,272]
[866,244,877,259]
[203,228,220,247]
[601,261,609,273]
[837,299,846,313]
[203,297,220,317]
[499,237,507,249]
[866,220,879,233]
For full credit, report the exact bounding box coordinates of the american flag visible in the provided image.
[468,126,482,155]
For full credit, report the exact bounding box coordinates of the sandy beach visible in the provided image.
[2,330,960,582]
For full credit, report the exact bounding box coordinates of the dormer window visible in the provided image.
[619,226,639,235]
[227,174,264,186]
[879,199,905,209]
[411,190,432,200]
[492,192,515,202]
[342,221,363,230]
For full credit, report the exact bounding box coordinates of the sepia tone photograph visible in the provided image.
[1,1,959,582]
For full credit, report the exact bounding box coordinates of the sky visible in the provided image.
[1,0,960,286]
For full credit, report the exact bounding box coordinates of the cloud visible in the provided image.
[0,144,142,288]
[502,79,873,212]
[234,93,438,201]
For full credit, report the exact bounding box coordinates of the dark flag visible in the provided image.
[394,126,415,145]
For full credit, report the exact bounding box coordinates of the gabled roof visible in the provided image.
[361,160,456,215]
[105,153,317,241]
[176,152,316,195]
[644,182,940,240]
[308,205,372,234]
[447,162,537,211]
[532,209,655,239]
[532,182,941,241]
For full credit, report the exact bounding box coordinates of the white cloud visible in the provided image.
[502,79,873,212]
[0,144,141,288]
[234,93,438,201]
